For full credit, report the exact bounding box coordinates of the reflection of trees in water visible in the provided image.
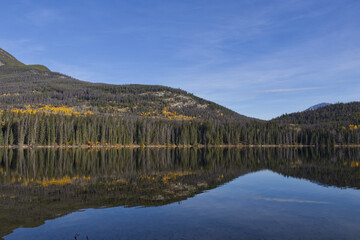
[269,148,360,189]
[1,147,360,189]
[0,148,254,237]
[0,147,360,237]
[0,148,253,182]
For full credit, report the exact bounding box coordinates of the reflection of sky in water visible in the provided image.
[5,170,360,240]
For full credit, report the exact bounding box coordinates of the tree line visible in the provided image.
[0,111,359,146]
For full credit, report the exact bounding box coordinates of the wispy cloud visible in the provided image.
[25,7,64,26]
[253,196,330,204]
[48,61,98,82]
[0,39,46,63]
[1,0,359,120]
[253,87,326,94]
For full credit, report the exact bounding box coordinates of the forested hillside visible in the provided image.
[274,102,360,126]
[0,48,249,122]
[0,48,360,147]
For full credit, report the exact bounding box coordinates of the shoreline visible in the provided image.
[0,144,359,149]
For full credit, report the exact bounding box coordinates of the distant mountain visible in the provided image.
[306,103,331,111]
[273,102,360,126]
[0,48,253,122]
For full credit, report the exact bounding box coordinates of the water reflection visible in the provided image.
[1,147,360,238]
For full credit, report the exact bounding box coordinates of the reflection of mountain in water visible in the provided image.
[0,147,360,237]
[0,148,255,237]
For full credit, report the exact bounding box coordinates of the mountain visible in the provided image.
[1,48,359,147]
[0,48,252,122]
[273,102,360,126]
[306,102,331,111]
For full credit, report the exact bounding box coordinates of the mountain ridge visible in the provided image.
[1,48,359,125]
[0,48,359,147]
[273,102,360,126]
[0,48,253,122]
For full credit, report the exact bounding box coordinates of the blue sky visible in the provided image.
[1,0,359,120]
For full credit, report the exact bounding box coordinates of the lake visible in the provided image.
[1,148,360,239]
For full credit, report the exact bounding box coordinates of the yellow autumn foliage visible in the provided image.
[349,125,359,131]
[11,176,91,187]
[8,104,95,116]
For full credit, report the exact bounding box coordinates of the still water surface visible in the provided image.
[1,148,360,239]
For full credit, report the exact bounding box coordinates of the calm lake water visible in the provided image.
[1,148,360,239]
